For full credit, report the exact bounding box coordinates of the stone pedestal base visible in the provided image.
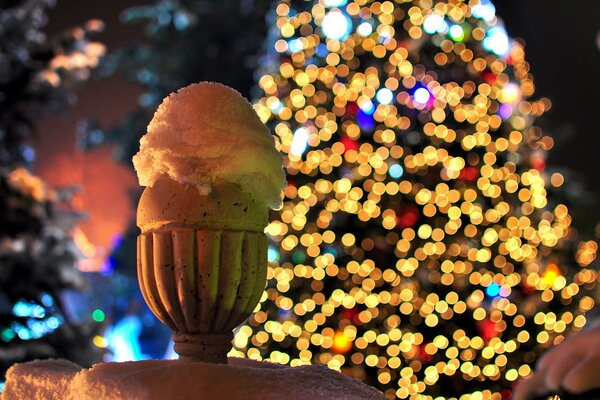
[172,332,233,364]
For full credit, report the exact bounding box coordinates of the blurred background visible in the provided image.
[0,0,599,397]
[37,0,600,274]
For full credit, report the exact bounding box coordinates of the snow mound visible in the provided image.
[2,358,385,400]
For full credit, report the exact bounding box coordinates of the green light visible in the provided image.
[92,309,105,322]
[1,328,15,342]
[292,251,307,264]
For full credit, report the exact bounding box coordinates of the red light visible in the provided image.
[340,136,359,152]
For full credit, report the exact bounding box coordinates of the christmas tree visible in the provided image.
[0,0,105,384]
[235,0,598,398]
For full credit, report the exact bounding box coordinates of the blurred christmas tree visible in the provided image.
[0,0,105,384]
[233,0,599,398]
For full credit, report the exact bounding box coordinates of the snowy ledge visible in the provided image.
[1,357,385,400]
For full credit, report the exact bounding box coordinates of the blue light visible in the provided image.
[413,87,431,104]
[89,130,104,145]
[486,283,501,297]
[105,315,144,362]
[389,164,404,179]
[46,316,60,329]
[357,110,375,130]
[267,246,280,263]
[376,88,394,105]
[423,14,444,34]
[30,304,45,318]
[136,69,153,84]
[13,301,46,318]
[472,0,496,22]
[99,257,116,276]
[324,0,347,6]
[316,44,329,57]
[357,22,373,37]
[322,11,351,41]
[359,100,375,115]
[483,26,510,56]
[324,246,338,259]
[139,93,157,107]
[173,12,190,31]
[0,381,5,392]
[158,11,171,26]
[21,145,36,163]
[449,24,464,42]
[163,339,178,360]
[290,127,309,156]
[12,301,30,317]
[16,328,32,341]
[28,320,48,338]
[288,38,303,53]
[40,293,54,307]
[173,12,190,30]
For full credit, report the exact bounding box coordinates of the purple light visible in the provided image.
[498,104,512,120]
[99,257,115,276]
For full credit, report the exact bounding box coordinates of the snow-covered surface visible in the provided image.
[2,357,385,400]
[132,82,285,209]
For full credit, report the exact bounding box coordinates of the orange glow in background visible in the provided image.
[37,144,137,272]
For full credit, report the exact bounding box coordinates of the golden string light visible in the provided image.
[233,1,598,399]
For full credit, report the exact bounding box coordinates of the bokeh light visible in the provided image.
[413,87,431,104]
[322,11,351,41]
[245,1,598,399]
[324,0,347,7]
[290,127,309,156]
[472,0,496,22]
[357,22,373,37]
[423,14,444,34]
[483,26,510,56]
[449,25,465,42]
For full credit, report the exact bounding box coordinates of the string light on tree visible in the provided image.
[413,87,432,105]
[242,1,598,398]
[449,24,465,42]
[376,88,394,105]
[324,0,348,7]
[332,330,354,354]
[423,14,445,34]
[357,21,373,37]
[541,263,562,287]
[322,10,352,40]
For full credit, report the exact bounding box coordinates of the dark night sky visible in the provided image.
[38,0,600,195]
[494,1,600,186]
